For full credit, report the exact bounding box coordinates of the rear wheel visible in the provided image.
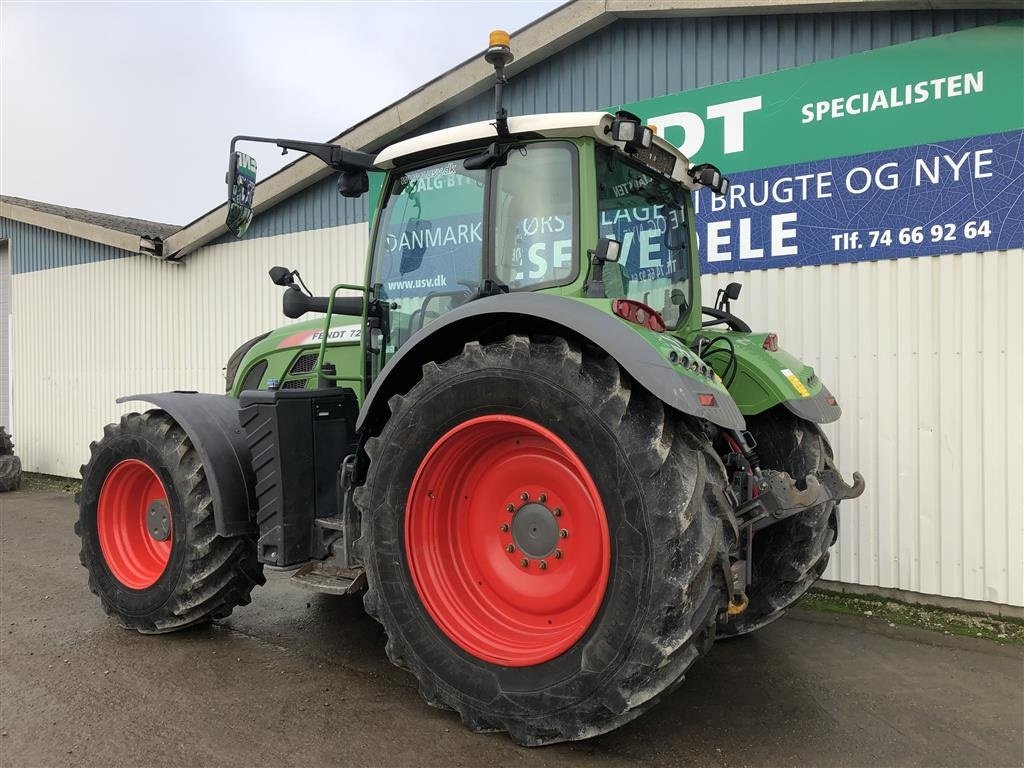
[75,411,264,633]
[722,408,837,636]
[0,454,21,492]
[356,335,730,745]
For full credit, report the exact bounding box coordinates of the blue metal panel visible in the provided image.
[417,10,1023,132]
[0,218,135,275]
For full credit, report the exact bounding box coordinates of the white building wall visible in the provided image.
[12,234,1022,607]
[11,221,367,475]
[702,248,1023,607]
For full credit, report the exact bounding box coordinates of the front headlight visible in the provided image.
[224,332,270,392]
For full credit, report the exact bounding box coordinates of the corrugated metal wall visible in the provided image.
[702,250,1023,607]
[8,222,366,476]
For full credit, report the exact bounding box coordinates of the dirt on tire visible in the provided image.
[355,334,732,745]
[722,407,838,636]
[75,410,265,633]
[0,454,22,492]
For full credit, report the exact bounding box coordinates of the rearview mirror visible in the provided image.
[226,151,257,238]
[268,266,294,286]
[595,237,622,263]
[399,219,433,275]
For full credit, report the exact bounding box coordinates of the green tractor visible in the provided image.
[76,33,863,746]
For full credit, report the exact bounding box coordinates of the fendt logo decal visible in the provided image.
[277,324,361,349]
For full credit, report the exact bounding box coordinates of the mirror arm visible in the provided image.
[229,135,377,173]
[584,251,607,299]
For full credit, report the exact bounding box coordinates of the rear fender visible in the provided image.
[701,330,842,423]
[116,392,255,537]
[357,293,745,435]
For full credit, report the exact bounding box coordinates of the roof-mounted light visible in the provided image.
[608,111,654,154]
[488,29,511,48]
[689,163,730,196]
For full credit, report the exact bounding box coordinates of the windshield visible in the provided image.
[370,160,487,352]
[596,147,692,329]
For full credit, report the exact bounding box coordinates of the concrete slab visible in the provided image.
[2,488,1021,767]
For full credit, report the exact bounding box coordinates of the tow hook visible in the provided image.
[739,468,865,532]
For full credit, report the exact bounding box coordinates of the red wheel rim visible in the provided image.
[97,459,173,589]
[405,415,610,667]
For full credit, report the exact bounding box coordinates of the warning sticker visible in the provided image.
[781,368,810,398]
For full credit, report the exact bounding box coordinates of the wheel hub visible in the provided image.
[511,502,558,558]
[146,500,171,542]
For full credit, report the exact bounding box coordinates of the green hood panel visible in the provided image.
[228,316,364,399]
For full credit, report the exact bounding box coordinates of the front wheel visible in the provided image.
[76,411,264,633]
[355,335,731,745]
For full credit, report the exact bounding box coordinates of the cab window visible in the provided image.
[492,142,577,290]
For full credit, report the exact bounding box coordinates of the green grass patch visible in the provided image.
[21,472,82,494]
[800,588,1024,646]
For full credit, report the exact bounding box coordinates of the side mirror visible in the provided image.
[724,282,742,301]
[226,151,257,238]
[595,237,622,263]
[268,266,294,287]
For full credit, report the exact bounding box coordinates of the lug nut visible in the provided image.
[538,560,548,570]
[553,549,563,559]
[505,544,515,553]
[553,507,562,517]
[520,558,530,568]
[499,523,509,532]
[505,503,515,512]
[559,529,569,539]
[538,493,547,503]
[520,492,529,501]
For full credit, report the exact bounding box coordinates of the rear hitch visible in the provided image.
[740,468,865,532]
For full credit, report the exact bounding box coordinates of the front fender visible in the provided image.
[357,293,745,433]
[116,392,256,537]
[700,330,842,423]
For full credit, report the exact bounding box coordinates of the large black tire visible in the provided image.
[75,411,264,633]
[355,335,731,746]
[0,454,21,492]
[722,407,838,636]
[0,427,13,456]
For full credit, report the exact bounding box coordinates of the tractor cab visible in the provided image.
[223,29,728,387]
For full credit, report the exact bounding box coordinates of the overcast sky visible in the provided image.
[1,1,562,225]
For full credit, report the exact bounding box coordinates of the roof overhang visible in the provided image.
[0,199,162,257]
[163,0,1021,259]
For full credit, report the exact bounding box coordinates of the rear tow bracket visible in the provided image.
[720,467,864,619]
[739,468,865,532]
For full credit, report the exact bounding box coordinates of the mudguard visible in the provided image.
[116,392,256,537]
[699,330,842,424]
[357,292,745,432]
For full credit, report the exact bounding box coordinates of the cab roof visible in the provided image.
[374,111,695,187]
